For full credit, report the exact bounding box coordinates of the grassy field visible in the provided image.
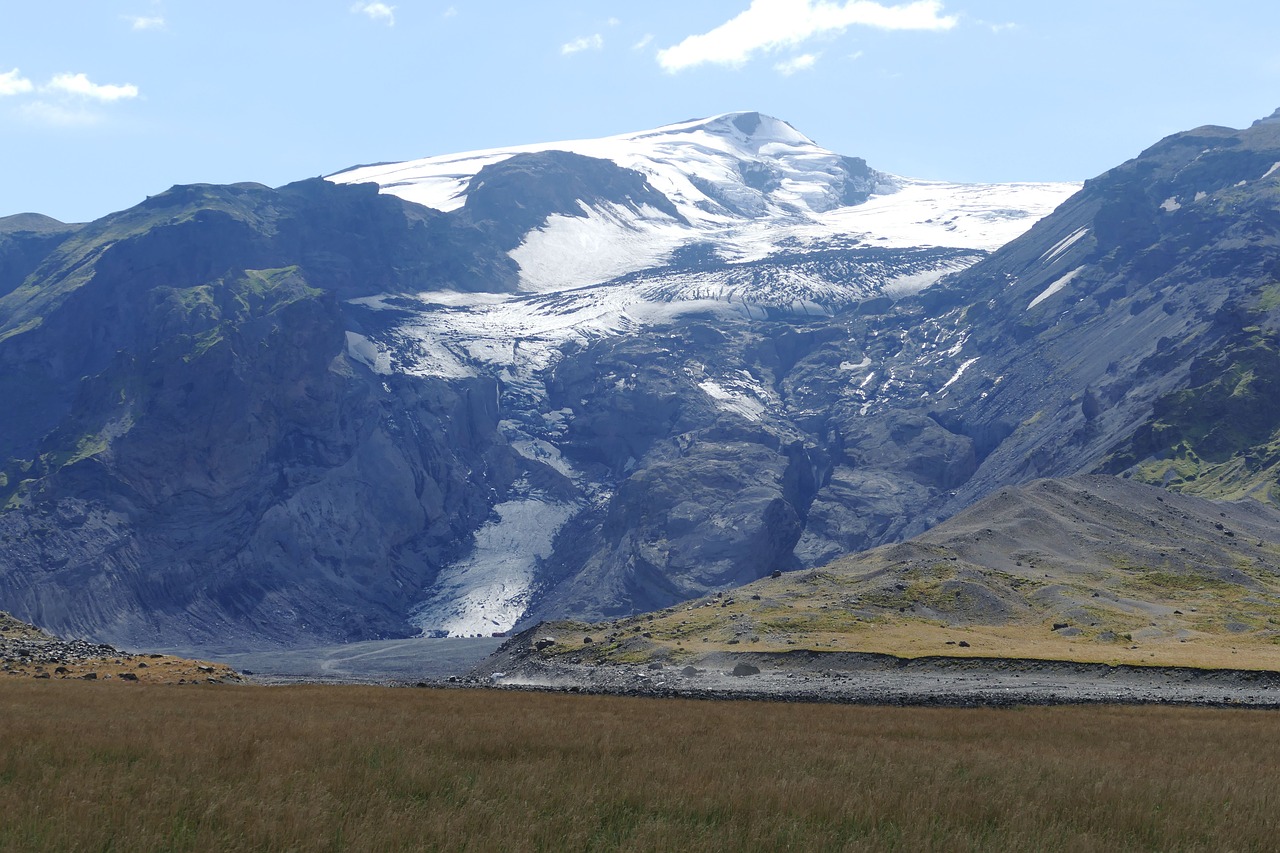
[1,682,1278,851]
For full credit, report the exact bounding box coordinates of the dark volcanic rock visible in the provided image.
[461,151,686,250]
[0,181,526,648]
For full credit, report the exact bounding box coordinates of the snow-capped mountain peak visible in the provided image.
[329,112,1078,296]
[640,111,815,145]
[329,110,876,226]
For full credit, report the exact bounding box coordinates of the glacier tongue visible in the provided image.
[410,489,577,638]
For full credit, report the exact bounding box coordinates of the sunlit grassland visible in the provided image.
[1,682,1278,851]
[546,555,1280,672]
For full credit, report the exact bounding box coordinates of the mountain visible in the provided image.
[5,109,1279,653]
[910,113,1280,518]
[0,179,523,647]
[322,113,1076,638]
[0,213,83,301]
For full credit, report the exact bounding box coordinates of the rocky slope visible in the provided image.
[500,476,1280,674]
[1,611,240,683]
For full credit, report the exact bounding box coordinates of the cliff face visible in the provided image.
[0,180,524,648]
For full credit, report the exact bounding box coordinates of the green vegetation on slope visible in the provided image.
[0,263,326,509]
[1107,325,1280,503]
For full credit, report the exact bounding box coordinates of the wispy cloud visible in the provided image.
[561,34,604,56]
[443,6,457,18]
[351,2,395,26]
[46,73,139,102]
[988,21,1018,34]
[0,68,34,97]
[128,15,166,30]
[657,0,957,72]
[6,70,139,127]
[633,33,655,51]
[17,101,104,127]
[775,52,820,75]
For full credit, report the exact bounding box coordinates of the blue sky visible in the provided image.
[5,0,1280,223]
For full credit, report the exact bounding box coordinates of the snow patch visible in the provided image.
[1264,161,1280,180]
[510,202,688,292]
[508,436,578,481]
[1028,266,1085,310]
[879,264,961,298]
[1161,197,1182,212]
[344,332,391,375]
[937,357,980,395]
[813,178,1078,252]
[1039,226,1088,265]
[699,377,767,422]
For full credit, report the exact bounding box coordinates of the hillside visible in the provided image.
[519,477,1280,672]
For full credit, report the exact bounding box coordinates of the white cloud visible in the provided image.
[561,34,604,56]
[633,33,654,50]
[988,21,1018,34]
[351,2,395,26]
[775,52,819,75]
[45,73,139,102]
[129,15,166,30]
[657,0,957,72]
[443,6,458,17]
[0,68,34,97]
[607,17,621,27]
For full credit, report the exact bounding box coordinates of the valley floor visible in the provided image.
[471,651,1280,708]
[1,681,1277,852]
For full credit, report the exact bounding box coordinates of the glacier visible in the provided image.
[327,111,1082,635]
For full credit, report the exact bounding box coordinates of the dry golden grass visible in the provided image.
[1,681,1279,852]
[621,615,1280,671]
[1,655,241,684]
[555,561,1280,672]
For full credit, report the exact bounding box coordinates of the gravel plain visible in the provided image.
[466,645,1280,708]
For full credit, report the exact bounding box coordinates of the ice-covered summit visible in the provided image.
[329,111,884,224]
[329,112,1079,292]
